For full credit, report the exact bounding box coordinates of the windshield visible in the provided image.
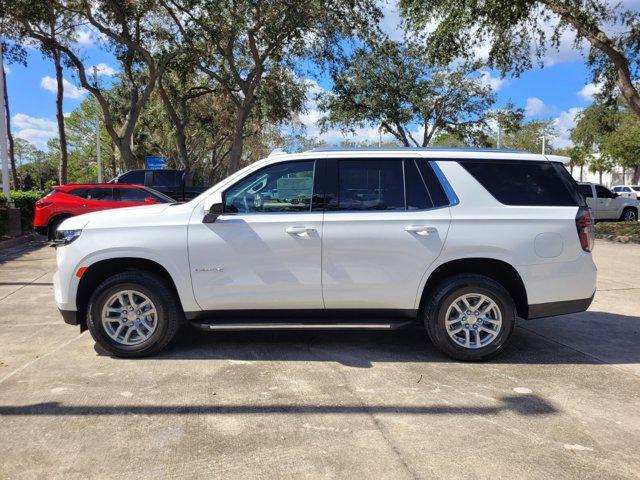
[632,186,640,192]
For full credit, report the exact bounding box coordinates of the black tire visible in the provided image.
[87,271,183,358]
[47,215,71,241]
[620,208,638,222]
[423,274,516,362]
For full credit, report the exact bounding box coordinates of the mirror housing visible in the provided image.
[203,191,224,224]
[144,196,156,204]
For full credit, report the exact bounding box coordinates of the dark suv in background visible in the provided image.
[110,169,207,201]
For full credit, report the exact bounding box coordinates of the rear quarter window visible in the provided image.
[460,160,579,207]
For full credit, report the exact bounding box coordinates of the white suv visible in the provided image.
[53,148,597,361]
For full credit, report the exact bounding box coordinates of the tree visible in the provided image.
[566,145,588,180]
[601,110,640,183]
[400,0,640,120]
[161,0,380,175]
[319,40,496,147]
[491,101,525,148]
[588,152,615,184]
[571,99,621,152]
[10,0,179,170]
[501,120,556,153]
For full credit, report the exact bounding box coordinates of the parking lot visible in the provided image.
[0,239,639,479]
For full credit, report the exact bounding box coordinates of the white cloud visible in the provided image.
[378,0,405,41]
[479,70,508,91]
[88,63,117,76]
[525,97,549,117]
[40,76,87,100]
[578,82,604,100]
[552,107,582,148]
[74,28,95,48]
[3,64,10,75]
[12,114,58,149]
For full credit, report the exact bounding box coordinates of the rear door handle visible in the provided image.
[286,226,316,236]
[404,225,436,235]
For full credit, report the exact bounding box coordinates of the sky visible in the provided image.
[3,0,638,152]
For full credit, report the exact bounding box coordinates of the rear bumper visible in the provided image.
[525,292,595,320]
[58,308,79,325]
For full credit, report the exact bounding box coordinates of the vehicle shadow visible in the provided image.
[95,310,640,368]
[0,393,557,417]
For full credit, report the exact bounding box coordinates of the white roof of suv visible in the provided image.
[268,147,570,164]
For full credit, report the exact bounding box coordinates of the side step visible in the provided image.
[190,319,414,332]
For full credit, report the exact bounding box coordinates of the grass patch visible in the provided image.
[595,221,640,238]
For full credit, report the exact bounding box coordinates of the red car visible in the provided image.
[34,183,174,239]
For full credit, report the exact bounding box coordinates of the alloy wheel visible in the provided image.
[444,293,502,349]
[101,290,158,346]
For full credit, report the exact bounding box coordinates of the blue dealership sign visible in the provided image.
[145,156,166,170]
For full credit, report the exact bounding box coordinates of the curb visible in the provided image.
[0,233,43,250]
[595,233,640,245]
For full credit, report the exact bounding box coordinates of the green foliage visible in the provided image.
[600,110,640,171]
[571,101,621,151]
[399,0,640,115]
[0,190,42,232]
[501,120,556,153]
[319,39,495,147]
[595,222,640,239]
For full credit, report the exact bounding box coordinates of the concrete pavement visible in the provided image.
[0,239,639,479]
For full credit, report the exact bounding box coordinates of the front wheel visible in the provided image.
[423,274,516,361]
[87,271,183,357]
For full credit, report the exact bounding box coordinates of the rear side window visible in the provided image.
[460,161,578,206]
[337,160,404,210]
[68,188,89,198]
[578,184,593,198]
[84,188,113,201]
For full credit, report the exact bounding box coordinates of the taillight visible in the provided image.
[575,206,594,252]
[36,201,52,208]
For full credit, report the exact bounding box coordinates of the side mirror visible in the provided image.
[203,191,224,224]
[144,196,156,203]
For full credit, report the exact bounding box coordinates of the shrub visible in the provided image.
[0,190,43,232]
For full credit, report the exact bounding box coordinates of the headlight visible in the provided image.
[53,229,82,246]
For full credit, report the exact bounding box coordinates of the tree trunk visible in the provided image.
[53,49,69,185]
[580,165,584,181]
[570,165,574,175]
[226,105,251,176]
[118,138,136,171]
[599,171,603,184]
[110,142,116,178]
[633,166,640,184]
[2,65,18,189]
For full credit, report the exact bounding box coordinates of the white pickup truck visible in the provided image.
[578,182,639,221]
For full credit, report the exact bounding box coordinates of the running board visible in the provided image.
[190,320,414,332]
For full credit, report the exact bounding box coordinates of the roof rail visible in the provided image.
[305,146,529,154]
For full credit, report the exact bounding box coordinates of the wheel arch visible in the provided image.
[76,257,182,329]
[418,258,529,319]
[46,213,75,239]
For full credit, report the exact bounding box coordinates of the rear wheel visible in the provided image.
[423,274,516,361]
[620,208,638,222]
[87,271,183,357]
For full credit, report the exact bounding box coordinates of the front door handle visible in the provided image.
[404,225,436,235]
[286,226,316,236]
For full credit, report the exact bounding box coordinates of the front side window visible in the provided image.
[613,187,623,192]
[225,161,315,213]
[596,185,615,198]
[337,160,404,211]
